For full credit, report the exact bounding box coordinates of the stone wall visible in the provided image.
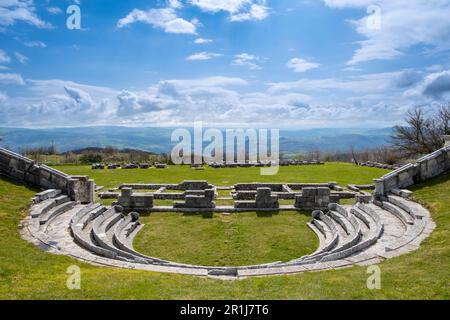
[0,147,94,203]
[294,187,339,210]
[116,187,154,211]
[374,144,450,197]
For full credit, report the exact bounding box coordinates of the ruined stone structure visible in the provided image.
[97,181,354,212]
[0,146,444,278]
[374,144,450,197]
[359,161,401,170]
[0,147,94,203]
[21,187,436,278]
[294,187,338,210]
[235,188,279,209]
[116,187,154,212]
[209,160,325,168]
[174,189,216,209]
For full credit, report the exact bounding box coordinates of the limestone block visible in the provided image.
[317,187,331,196]
[302,187,317,197]
[122,187,133,197]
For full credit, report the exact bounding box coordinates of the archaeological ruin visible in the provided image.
[1,143,449,278]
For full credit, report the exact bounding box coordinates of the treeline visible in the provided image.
[20,146,169,165]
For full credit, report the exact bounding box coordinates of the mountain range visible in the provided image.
[0,126,394,155]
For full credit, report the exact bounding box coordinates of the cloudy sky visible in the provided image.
[1,0,450,128]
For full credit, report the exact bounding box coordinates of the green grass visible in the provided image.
[54,163,389,189]
[134,211,317,266]
[0,164,448,299]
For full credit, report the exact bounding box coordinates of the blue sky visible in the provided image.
[1,0,450,128]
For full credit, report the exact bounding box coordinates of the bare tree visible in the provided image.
[391,107,445,157]
[438,104,450,135]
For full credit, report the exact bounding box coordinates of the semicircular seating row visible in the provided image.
[24,189,435,277]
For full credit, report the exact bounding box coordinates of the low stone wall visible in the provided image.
[374,144,450,197]
[0,147,94,203]
[294,187,339,210]
[116,187,154,211]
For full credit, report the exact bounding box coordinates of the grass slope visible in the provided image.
[0,166,448,299]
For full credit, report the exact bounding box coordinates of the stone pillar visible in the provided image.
[68,176,95,204]
[443,135,450,147]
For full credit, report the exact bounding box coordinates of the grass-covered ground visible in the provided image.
[0,164,448,299]
[134,212,317,266]
[62,163,381,266]
[55,162,389,189]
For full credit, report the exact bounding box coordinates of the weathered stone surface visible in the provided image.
[375,144,450,197]
[116,188,154,211]
[295,187,334,210]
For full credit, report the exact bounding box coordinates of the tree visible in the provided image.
[438,104,450,135]
[79,154,102,164]
[391,107,446,157]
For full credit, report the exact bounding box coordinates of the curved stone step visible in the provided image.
[296,213,340,263]
[320,212,362,262]
[70,207,128,261]
[70,203,104,226]
[387,195,429,219]
[380,201,414,225]
[39,201,75,226]
[111,216,169,264]
[328,210,352,235]
[91,212,149,263]
[385,218,426,252]
[32,189,62,204]
[30,198,57,218]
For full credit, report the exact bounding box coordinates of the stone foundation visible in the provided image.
[116,187,154,211]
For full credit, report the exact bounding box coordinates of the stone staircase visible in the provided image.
[21,189,435,278]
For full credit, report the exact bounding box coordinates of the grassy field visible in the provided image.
[0,164,448,299]
[134,212,318,266]
[54,162,389,189]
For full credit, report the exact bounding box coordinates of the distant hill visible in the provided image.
[62,147,158,155]
[0,126,393,155]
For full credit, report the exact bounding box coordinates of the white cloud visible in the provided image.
[14,51,28,64]
[232,53,262,70]
[168,0,183,9]
[186,51,223,60]
[22,40,46,48]
[323,0,374,8]
[404,70,450,100]
[117,8,197,34]
[0,72,25,85]
[0,0,50,29]
[268,71,406,93]
[0,49,10,63]
[194,37,212,44]
[190,0,270,21]
[46,7,62,14]
[286,58,320,73]
[2,68,448,128]
[0,91,7,103]
[323,1,450,65]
